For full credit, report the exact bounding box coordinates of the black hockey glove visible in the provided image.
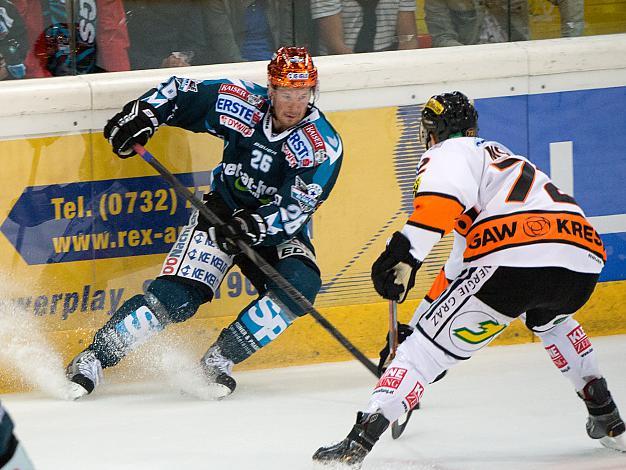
[103,100,159,158]
[208,209,267,255]
[377,322,414,376]
[371,231,421,303]
[196,192,234,231]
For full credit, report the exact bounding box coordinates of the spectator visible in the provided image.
[0,0,27,79]
[311,0,418,55]
[481,0,584,44]
[424,0,482,47]
[124,0,211,70]
[482,0,529,42]
[550,0,584,37]
[203,0,294,64]
[13,0,129,78]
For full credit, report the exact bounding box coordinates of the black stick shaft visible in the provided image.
[133,144,379,377]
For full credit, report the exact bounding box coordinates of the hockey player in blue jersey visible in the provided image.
[66,46,343,399]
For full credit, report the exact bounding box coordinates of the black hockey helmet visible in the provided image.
[419,92,478,148]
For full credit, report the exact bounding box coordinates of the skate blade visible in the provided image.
[600,433,626,452]
[66,382,90,401]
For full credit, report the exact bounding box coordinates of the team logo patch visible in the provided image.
[375,367,407,390]
[176,78,198,93]
[220,115,254,137]
[290,176,322,212]
[404,380,425,410]
[453,320,505,344]
[567,326,592,354]
[545,344,568,369]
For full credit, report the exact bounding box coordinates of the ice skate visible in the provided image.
[312,412,389,468]
[200,345,236,399]
[579,377,626,452]
[65,349,103,400]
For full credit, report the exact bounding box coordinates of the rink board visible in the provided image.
[0,36,625,392]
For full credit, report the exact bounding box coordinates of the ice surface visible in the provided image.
[2,335,625,469]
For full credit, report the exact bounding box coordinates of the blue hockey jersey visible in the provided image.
[140,76,343,249]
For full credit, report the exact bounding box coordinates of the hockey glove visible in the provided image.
[196,192,234,231]
[208,209,267,255]
[371,231,421,303]
[103,100,159,158]
[377,322,414,376]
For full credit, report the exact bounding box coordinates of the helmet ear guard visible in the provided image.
[419,91,478,148]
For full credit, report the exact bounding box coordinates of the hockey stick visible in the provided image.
[388,300,415,439]
[133,144,379,377]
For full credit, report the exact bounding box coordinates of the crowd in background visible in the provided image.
[0,0,614,81]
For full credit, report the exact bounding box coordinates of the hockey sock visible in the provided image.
[533,316,602,392]
[365,329,454,422]
[211,294,298,364]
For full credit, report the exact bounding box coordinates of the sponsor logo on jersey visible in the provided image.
[216,96,262,126]
[464,212,606,262]
[567,325,592,354]
[290,176,322,212]
[218,83,265,109]
[523,216,551,237]
[283,144,299,168]
[284,126,325,168]
[375,367,407,391]
[176,78,198,93]
[545,344,568,368]
[219,115,254,137]
[223,162,278,199]
[404,380,425,410]
[303,124,325,151]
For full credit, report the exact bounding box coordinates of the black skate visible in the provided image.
[313,412,390,468]
[579,377,626,452]
[200,345,236,399]
[66,349,103,400]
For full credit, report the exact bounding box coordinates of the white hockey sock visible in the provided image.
[533,316,602,392]
[365,329,455,422]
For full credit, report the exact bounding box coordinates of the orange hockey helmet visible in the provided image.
[267,46,318,90]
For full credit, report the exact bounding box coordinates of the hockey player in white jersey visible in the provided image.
[313,91,624,467]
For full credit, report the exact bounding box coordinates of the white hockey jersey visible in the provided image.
[401,138,605,274]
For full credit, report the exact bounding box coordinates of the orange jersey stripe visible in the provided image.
[424,268,450,302]
[408,193,465,235]
[463,211,606,262]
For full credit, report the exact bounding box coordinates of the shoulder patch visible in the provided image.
[176,78,198,93]
[290,176,323,212]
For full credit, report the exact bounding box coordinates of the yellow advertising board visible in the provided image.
[0,103,624,393]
